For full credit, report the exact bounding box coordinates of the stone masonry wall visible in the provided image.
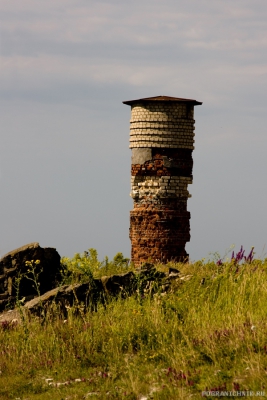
[124,97,200,266]
[129,103,195,149]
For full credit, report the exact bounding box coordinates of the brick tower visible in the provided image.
[123,96,202,265]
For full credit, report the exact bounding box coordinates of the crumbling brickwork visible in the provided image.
[123,96,202,265]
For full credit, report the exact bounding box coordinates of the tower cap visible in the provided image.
[123,95,202,106]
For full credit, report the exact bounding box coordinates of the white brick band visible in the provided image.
[130,175,192,200]
[129,104,195,149]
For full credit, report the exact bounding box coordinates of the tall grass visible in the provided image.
[1,254,267,399]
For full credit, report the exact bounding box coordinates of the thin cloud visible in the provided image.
[1,1,266,46]
[1,1,266,111]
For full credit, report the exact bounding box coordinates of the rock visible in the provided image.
[136,265,166,281]
[0,308,23,324]
[135,266,167,295]
[0,262,184,320]
[23,279,103,316]
[140,262,155,270]
[179,274,193,281]
[0,242,61,311]
[24,272,137,315]
[101,271,136,297]
[168,267,180,275]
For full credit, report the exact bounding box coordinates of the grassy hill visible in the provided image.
[0,249,267,399]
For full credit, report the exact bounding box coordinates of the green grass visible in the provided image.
[1,253,267,399]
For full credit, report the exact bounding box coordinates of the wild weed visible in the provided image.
[60,248,131,284]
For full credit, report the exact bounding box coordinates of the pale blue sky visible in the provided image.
[1,0,267,261]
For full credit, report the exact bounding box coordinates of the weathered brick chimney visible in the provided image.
[123,96,202,265]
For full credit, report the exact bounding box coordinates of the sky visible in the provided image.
[0,0,267,262]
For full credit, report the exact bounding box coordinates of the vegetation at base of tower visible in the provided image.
[60,248,132,284]
[0,247,267,399]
